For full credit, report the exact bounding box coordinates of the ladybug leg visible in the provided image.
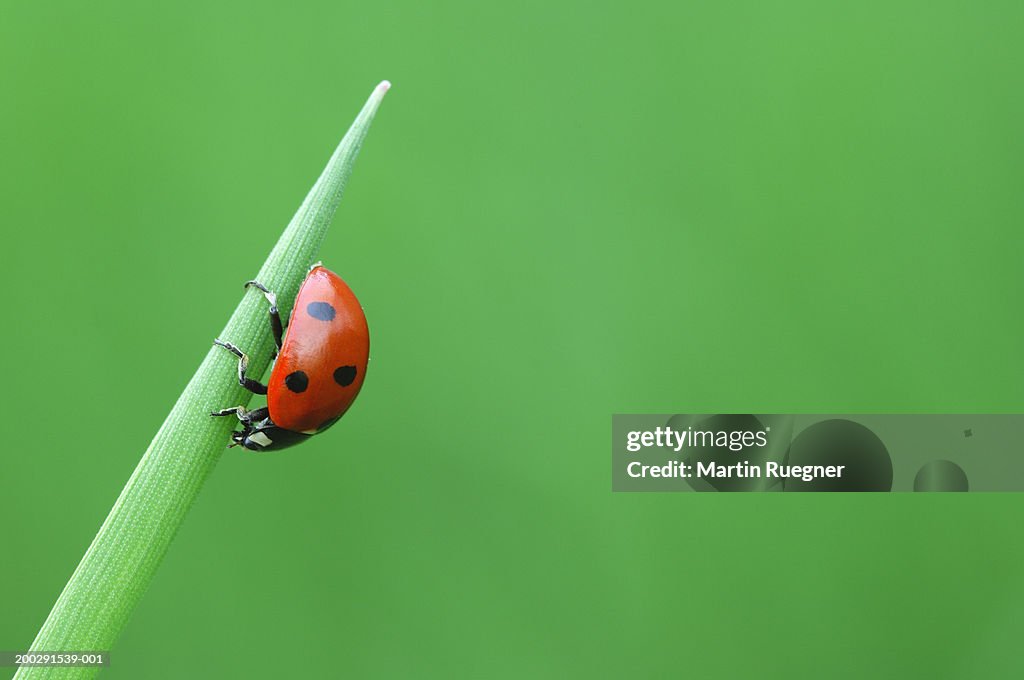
[243,406,270,423]
[212,339,268,395]
[211,406,246,418]
[244,280,284,354]
[211,405,269,423]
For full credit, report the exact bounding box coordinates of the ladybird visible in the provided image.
[211,263,369,451]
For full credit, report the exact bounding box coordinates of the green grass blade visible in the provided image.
[14,80,390,680]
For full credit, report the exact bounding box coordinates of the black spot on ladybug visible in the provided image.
[317,415,341,432]
[284,370,309,393]
[307,301,336,321]
[334,365,357,387]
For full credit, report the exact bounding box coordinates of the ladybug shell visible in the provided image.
[267,265,369,434]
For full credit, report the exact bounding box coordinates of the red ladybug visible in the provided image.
[211,263,369,451]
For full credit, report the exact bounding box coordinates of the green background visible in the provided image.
[2,1,1022,677]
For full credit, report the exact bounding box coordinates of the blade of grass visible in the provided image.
[15,80,390,680]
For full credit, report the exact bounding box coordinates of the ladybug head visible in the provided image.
[232,422,314,452]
